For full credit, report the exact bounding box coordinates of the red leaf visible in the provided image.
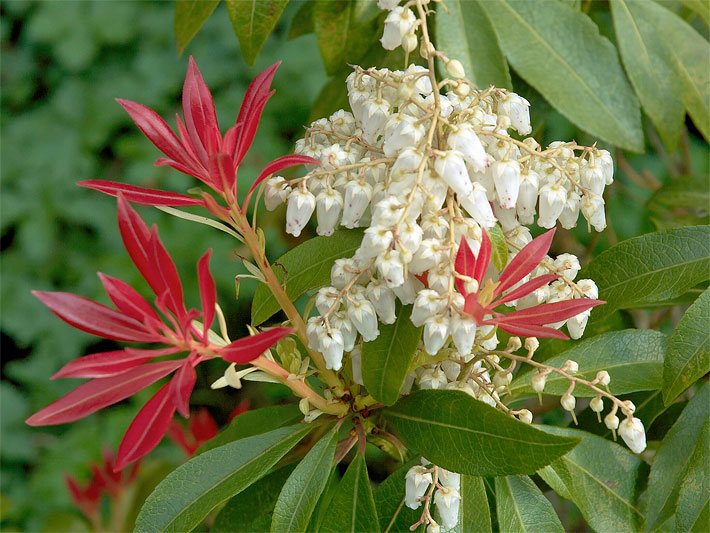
[463,294,488,324]
[51,347,180,380]
[473,230,491,284]
[78,180,204,206]
[220,327,294,364]
[26,360,182,426]
[182,57,221,167]
[98,273,160,324]
[233,62,280,165]
[115,383,176,471]
[455,237,476,295]
[116,99,196,170]
[493,321,569,339]
[496,228,555,296]
[170,362,196,419]
[32,291,158,343]
[148,229,187,321]
[197,249,216,337]
[496,299,605,326]
[494,274,559,306]
[207,152,236,194]
[247,154,319,197]
[190,408,219,442]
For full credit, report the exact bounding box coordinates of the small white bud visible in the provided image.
[561,393,576,412]
[433,486,461,530]
[618,417,646,453]
[264,176,291,210]
[531,372,547,393]
[404,466,432,509]
[286,188,316,237]
[563,360,579,374]
[423,315,450,355]
[346,297,379,342]
[518,409,533,424]
[315,188,343,236]
[596,370,611,386]
[590,396,604,413]
[446,59,466,79]
[491,159,521,209]
[604,412,620,431]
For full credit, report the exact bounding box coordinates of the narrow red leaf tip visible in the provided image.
[114,383,176,471]
[496,228,556,296]
[98,272,160,324]
[494,322,570,340]
[497,299,605,326]
[454,237,476,296]
[197,249,216,338]
[473,229,491,284]
[51,349,154,380]
[494,273,560,306]
[220,327,294,364]
[244,154,319,211]
[170,362,197,419]
[78,180,204,206]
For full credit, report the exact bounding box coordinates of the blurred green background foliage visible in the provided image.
[1,0,707,531]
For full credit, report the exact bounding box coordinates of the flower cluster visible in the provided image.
[405,461,460,532]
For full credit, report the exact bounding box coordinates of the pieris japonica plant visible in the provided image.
[28,1,677,531]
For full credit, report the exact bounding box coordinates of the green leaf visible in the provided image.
[251,229,363,324]
[644,0,710,141]
[647,175,710,230]
[307,466,341,531]
[134,423,312,532]
[383,390,579,476]
[362,304,422,406]
[610,0,685,149]
[434,0,511,89]
[313,0,380,75]
[489,225,509,271]
[320,454,379,533]
[510,329,666,398]
[679,0,710,26]
[478,0,643,151]
[225,0,289,66]
[374,459,426,533]
[271,425,338,532]
[494,475,564,533]
[212,465,296,532]
[663,288,710,404]
[174,0,220,54]
[197,404,302,454]
[458,476,492,533]
[644,383,709,529]
[583,226,710,317]
[288,0,313,39]
[675,420,709,532]
[537,427,644,532]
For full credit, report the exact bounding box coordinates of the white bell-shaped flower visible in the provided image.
[366,279,397,324]
[553,253,581,280]
[567,309,590,340]
[315,188,343,236]
[341,179,372,228]
[577,278,599,299]
[408,238,443,274]
[434,486,461,530]
[581,162,606,196]
[499,93,531,135]
[383,114,425,156]
[418,366,447,390]
[404,466,433,509]
[448,124,488,172]
[350,344,364,385]
[445,380,476,397]
[440,360,461,382]
[619,417,647,453]
[392,276,422,304]
[516,169,539,224]
[598,149,614,184]
[286,188,315,237]
[359,226,394,259]
[581,193,606,231]
[495,205,519,233]
[330,312,357,352]
[372,196,405,227]
[451,313,477,356]
[460,183,497,228]
[411,289,447,326]
[315,287,339,315]
[377,249,405,288]
[264,176,291,211]
[307,317,326,351]
[319,329,345,371]
[492,159,521,209]
[380,7,416,50]
[439,469,461,491]
[558,191,581,229]
[397,220,423,255]
[423,314,450,355]
[435,150,472,197]
[362,98,391,142]
[538,182,567,228]
[478,324,499,350]
[330,258,358,289]
[346,296,379,342]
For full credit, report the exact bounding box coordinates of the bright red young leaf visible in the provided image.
[220,327,295,363]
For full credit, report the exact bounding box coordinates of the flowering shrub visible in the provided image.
[20,0,709,531]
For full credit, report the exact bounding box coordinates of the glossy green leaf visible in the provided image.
[174,0,220,54]
[374,459,425,533]
[307,467,341,531]
[212,465,296,532]
[434,0,511,89]
[642,0,710,141]
[680,0,710,26]
[675,420,709,532]
[271,425,338,532]
[489,225,509,272]
[645,384,709,529]
[225,0,289,65]
[252,229,363,324]
[320,454,379,533]
[647,175,710,230]
[611,0,685,148]
[458,476,492,533]
[478,0,643,151]
[313,0,379,75]
[383,390,579,476]
[362,304,422,405]
[663,288,710,404]
[583,226,710,317]
[510,330,666,397]
[288,0,313,39]
[197,404,302,454]
[537,427,644,532]
[134,423,312,532]
[495,475,564,533]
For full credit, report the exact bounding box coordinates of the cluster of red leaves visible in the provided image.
[456,228,603,339]
[65,450,139,521]
[78,57,317,213]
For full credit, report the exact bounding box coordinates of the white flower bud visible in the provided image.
[341,180,372,228]
[567,310,590,339]
[383,114,425,156]
[286,188,316,237]
[346,297,379,342]
[531,372,547,393]
[404,466,433,509]
[434,487,461,530]
[319,330,344,371]
[581,163,606,196]
[435,150,472,197]
[423,315,450,355]
[451,314,477,356]
[307,317,326,351]
[397,220,423,254]
[366,280,397,324]
[499,93,531,135]
[330,258,357,289]
[264,176,291,210]
[577,279,599,300]
[392,276,422,305]
[446,58,466,79]
[478,324,499,350]
[350,344,363,385]
[493,371,512,388]
[558,191,581,229]
[408,238,443,275]
[377,249,405,288]
[563,359,579,374]
[553,253,580,280]
[622,400,636,415]
[446,380,476,397]
[402,32,418,53]
[372,196,405,227]
[418,366,448,389]
[590,396,604,413]
[315,287,339,315]
[598,149,614,184]
[359,226,393,259]
[581,193,606,232]
[412,289,447,326]
[596,370,611,386]
[518,409,533,424]
[330,312,357,352]
[441,360,462,382]
[439,469,460,491]
[492,160,521,209]
[561,393,576,412]
[460,183,497,228]
[381,7,416,50]
[315,188,343,236]
[448,126,488,172]
[605,412,620,431]
[361,98,391,143]
[619,417,646,453]
[516,169,539,224]
[538,182,567,228]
